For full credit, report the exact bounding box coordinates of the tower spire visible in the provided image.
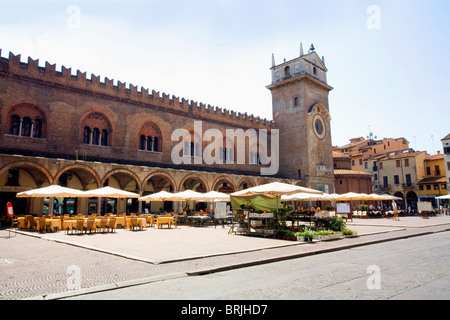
[272,53,275,67]
[300,42,304,57]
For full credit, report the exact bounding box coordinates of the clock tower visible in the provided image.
[267,43,335,193]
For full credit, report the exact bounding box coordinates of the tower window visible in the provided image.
[293,97,299,106]
[313,67,317,76]
[284,66,290,77]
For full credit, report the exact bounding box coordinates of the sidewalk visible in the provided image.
[13,216,450,264]
[3,215,450,300]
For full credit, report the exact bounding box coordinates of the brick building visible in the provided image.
[0,44,335,222]
[332,151,372,195]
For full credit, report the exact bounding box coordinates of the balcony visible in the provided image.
[402,183,415,189]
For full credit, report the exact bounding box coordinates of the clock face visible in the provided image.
[313,114,326,139]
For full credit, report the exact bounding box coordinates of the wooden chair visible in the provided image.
[86,218,96,234]
[172,215,178,228]
[29,216,37,231]
[107,217,116,233]
[38,217,47,233]
[76,219,85,234]
[129,217,139,231]
[65,221,73,235]
[100,217,108,233]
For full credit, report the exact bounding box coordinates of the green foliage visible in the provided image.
[313,216,347,232]
[342,229,353,236]
[358,204,368,212]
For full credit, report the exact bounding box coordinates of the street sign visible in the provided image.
[6,202,14,217]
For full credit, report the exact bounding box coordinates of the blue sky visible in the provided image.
[1,0,449,154]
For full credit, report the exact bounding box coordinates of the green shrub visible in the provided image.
[314,216,347,232]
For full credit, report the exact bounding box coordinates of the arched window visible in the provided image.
[284,66,290,77]
[7,105,47,139]
[9,115,20,135]
[153,137,158,152]
[139,122,162,152]
[21,117,32,137]
[146,137,153,151]
[139,135,146,150]
[83,127,91,144]
[33,119,42,138]
[313,67,317,76]
[101,129,108,146]
[81,112,112,147]
[92,128,100,145]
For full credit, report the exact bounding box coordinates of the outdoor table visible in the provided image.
[35,218,61,231]
[113,216,125,228]
[156,217,173,229]
[127,217,147,229]
[144,215,154,227]
[63,218,120,230]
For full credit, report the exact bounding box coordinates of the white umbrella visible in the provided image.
[170,190,206,201]
[436,194,450,200]
[377,194,403,200]
[196,191,231,202]
[16,185,87,198]
[231,182,323,198]
[83,186,140,198]
[282,192,329,201]
[16,185,88,216]
[334,192,372,201]
[138,191,176,202]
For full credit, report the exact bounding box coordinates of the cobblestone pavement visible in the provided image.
[1,216,449,300]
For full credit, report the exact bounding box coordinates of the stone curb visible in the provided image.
[24,272,188,300]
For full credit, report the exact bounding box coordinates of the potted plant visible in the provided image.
[296,229,315,242]
[342,229,358,237]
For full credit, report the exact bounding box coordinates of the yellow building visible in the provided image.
[417,153,448,206]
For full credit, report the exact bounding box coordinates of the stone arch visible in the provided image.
[54,164,101,190]
[308,103,331,122]
[212,176,236,193]
[0,161,52,188]
[406,191,418,206]
[179,174,209,192]
[102,168,141,193]
[237,177,257,191]
[143,171,177,193]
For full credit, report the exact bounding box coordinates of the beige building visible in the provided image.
[335,136,410,193]
[442,134,450,192]
[377,150,427,209]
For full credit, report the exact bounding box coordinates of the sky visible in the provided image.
[1,0,449,154]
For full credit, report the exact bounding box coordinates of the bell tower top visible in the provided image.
[270,43,329,86]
